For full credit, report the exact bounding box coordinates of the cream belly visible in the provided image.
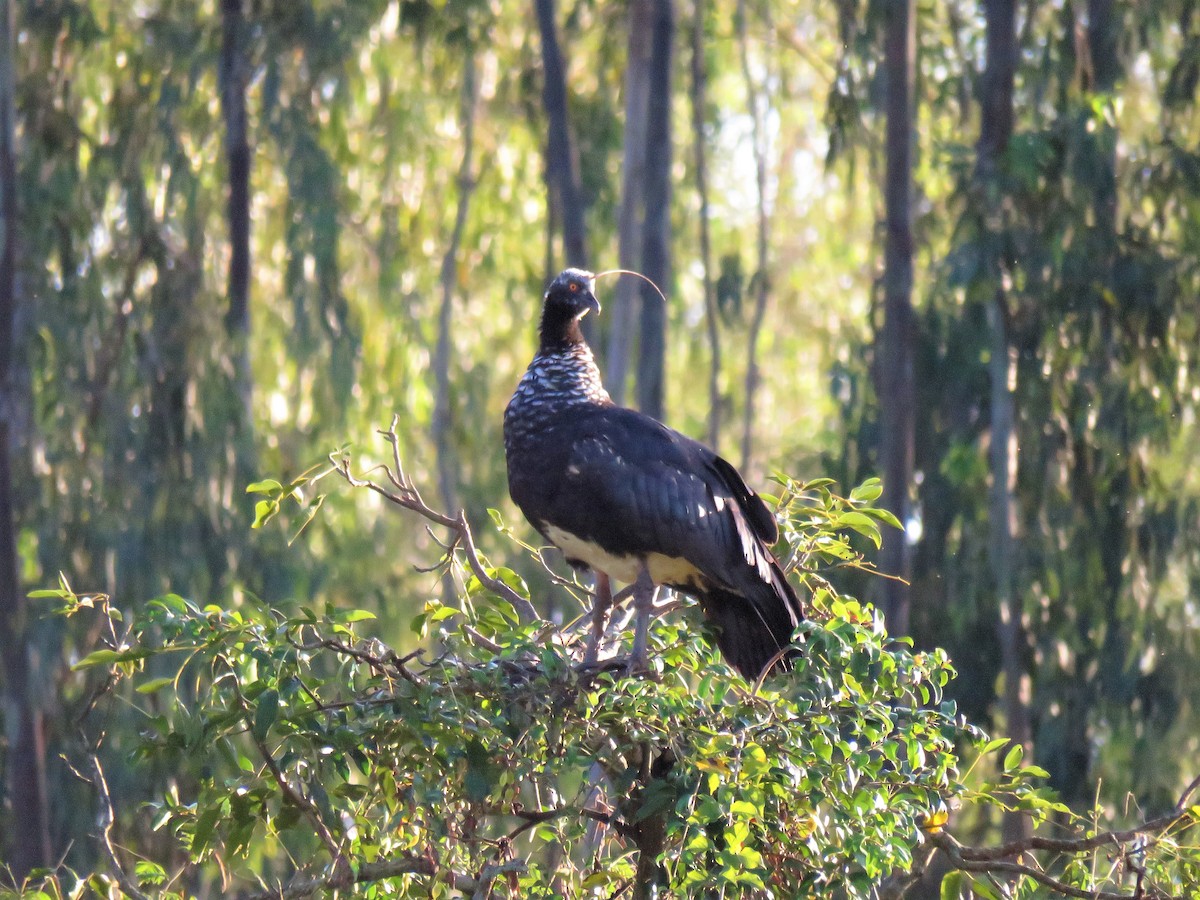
[543,524,704,588]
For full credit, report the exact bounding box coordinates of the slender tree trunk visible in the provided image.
[626,745,672,900]
[220,0,251,337]
[433,49,480,517]
[606,0,653,405]
[535,0,589,269]
[219,0,256,516]
[635,0,673,421]
[0,0,50,876]
[736,0,770,474]
[1086,0,1118,236]
[978,0,1031,847]
[878,0,916,636]
[689,0,720,449]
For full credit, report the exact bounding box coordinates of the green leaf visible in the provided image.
[251,499,279,529]
[970,877,1002,900]
[850,478,883,502]
[939,870,963,900]
[246,479,284,495]
[332,608,377,624]
[191,806,222,856]
[72,648,151,670]
[288,493,326,546]
[1003,743,1023,772]
[27,588,69,599]
[254,689,280,741]
[838,511,883,546]
[134,860,167,887]
[136,677,174,694]
[863,507,903,530]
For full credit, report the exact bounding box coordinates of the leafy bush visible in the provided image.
[13,451,1199,899]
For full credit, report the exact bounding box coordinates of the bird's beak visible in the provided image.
[584,290,601,316]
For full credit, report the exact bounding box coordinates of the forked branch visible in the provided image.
[331,418,538,624]
[924,773,1200,900]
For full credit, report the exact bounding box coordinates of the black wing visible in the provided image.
[532,406,802,677]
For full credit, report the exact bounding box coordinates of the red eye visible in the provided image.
[569,283,579,292]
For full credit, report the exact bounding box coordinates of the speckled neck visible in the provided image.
[504,343,612,449]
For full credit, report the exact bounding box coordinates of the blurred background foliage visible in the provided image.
[1,0,1199,891]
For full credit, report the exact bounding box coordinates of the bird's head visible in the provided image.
[539,268,600,349]
[545,268,601,319]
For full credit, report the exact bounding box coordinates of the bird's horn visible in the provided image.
[592,269,668,306]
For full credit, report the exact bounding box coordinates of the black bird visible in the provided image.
[503,268,803,680]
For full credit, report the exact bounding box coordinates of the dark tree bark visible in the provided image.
[0,0,50,876]
[220,0,251,336]
[689,0,720,449]
[1086,0,1119,238]
[535,0,589,274]
[605,0,653,405]
[635,0,673,422]
[878,0,916,636]
[978,0,1031,848]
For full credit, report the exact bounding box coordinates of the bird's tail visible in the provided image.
[698,560,803,681]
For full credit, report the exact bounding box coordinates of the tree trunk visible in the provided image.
[433,49,480,518]
[878,0,916,636]
[0,0,51,876]
[626,745,672,900]
[736,0,769,474]
[606,0,653,405]
[978,0,1031,848]
[689,0,720,449]
[220,0,251,337]
[219,0,256,509]
[635,0,673,422]
[1086,0,1118,237]
[535,0,589,270]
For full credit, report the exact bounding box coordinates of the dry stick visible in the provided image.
[91,754,154,900]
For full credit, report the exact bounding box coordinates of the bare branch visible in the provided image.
[242,855,525,900]
[933,831,1180,900]
[930,786,1200,900]
[332,426,539,624]
[508,805,633,842]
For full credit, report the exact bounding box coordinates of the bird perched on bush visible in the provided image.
[503,268,803,679]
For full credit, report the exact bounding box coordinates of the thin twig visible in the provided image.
[933,833,1181,900]
[91,754,153,900]
[931,796,1198,900]
[508,805,633,841]
[332,427,539,624]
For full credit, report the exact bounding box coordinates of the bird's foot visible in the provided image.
[583,572,614,666]
[629,568,657,672]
